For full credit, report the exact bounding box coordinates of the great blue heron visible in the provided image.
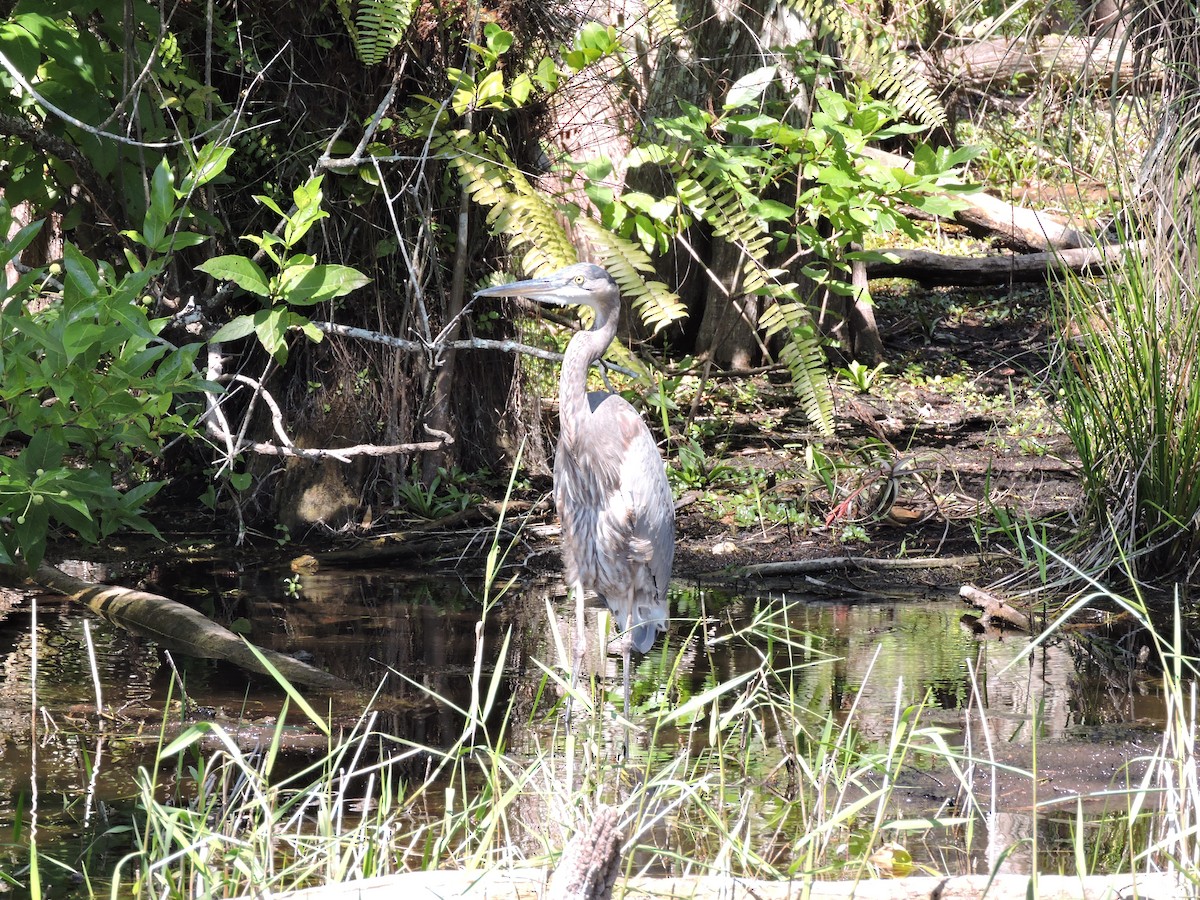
[474,263,674,719]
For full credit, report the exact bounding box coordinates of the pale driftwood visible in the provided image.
[233,868,1184,900]
[960,583,1033,632]
[27,563,353,693]
[931,35,1140,91]
[739,554,1001,579]
[863,243,1138,286]
[547,807,623,900]
[859,147,1094,253]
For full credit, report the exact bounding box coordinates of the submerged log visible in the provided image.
[26,563,354,693]
[739,554,1001,578]
[960,583,1033,632]
[236,869,1183,900]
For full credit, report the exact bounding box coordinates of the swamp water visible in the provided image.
[0,558,1168,895]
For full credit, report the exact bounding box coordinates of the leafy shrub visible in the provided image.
[0,191,216,569]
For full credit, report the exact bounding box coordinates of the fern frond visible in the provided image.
[646,0,688,47]
[343,0,417,66]
[442,130,577,274]
[780,0,947,129]
[853,49,947,129]
[761,301,834,433]
[575,217,688,332]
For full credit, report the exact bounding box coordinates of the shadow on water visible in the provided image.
[0,556,1170,893]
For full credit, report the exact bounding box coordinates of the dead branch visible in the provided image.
[930,34,1141,92]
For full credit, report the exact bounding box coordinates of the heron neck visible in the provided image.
[559,303,618,444]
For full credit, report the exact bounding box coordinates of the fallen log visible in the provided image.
[738,554,1002,579]
[931,34,1140,91]
[960,583,1033,632]
[233,868,1184,900]
[860,147,1095,252]
[864,242,1138,286]
[23,562,354,693]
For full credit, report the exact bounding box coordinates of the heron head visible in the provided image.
[473,263,619,314]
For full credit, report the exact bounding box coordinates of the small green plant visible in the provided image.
[838,360,889,393]
[199,177,371,363]
[395,464,479,519]
[840,523,870,544]
[669,439,736,491]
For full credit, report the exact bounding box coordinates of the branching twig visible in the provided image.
[308,320,639,377]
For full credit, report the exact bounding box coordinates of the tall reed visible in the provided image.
[1052,214,1200,582]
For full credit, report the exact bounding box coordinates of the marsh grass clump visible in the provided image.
[1052,218,1200,582]
[109,597,984,896]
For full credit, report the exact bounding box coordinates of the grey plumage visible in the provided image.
[475,263,674,711]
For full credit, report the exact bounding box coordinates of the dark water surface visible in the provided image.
[0,556,1166,894]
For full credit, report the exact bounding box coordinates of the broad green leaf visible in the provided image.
[3,217,43,261]
[163,232,210,250]
[751,199,794,221]
[485,24,513,55]
[724,65,776,109]
[180,144,235,195]
[254,306,290,361]
[150,159,175,224]
[196,255,271,296]
[209,314,257,343]
[277,264,370,305]
[509,73,533,106]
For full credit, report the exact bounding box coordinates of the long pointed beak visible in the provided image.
[473,277,570,306]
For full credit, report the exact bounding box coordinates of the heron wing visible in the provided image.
[554,391,673,653]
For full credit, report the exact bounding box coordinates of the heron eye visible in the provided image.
[574,276,583,285]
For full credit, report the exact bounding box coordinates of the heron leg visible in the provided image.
[621,612,632,759]
[565,580,587,725]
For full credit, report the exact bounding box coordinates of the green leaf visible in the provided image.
[254,307,291,362]
[750,199,793,221]
[150,159,176,224]
[254,194,288,220]
[209,314,257,343]
[163,232,210,251]
[509,73,533,106]
[277,264,370,305]
[3,217,44,261]
[180,144,235,195]
[485,24,513,55]
[196,255,271,296]
[724,65,776,109]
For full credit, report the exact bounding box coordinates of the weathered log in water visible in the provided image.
[236,869,1184,900]
[23,563,355,694]
[738,553,1002,579]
